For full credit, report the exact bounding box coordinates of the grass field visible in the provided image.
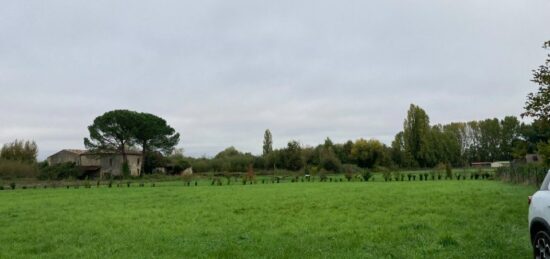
[0,180,536,258]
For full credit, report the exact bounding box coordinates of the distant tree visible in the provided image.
[391,132,406,167]
[133,112,180,173]
[215,146,242,159]
[0,140,38,163]
[478,118,501,162]
[85,110,180,175]
[319,143,341,172]
[262,129,273,156]
[282,140,304,171]
[84,110,139,172]
[522,41,550,121]
[499,116,521,161]
[167,150,191,174]
[323,137,334,149]
[351,139,386,168]
[522,41,550,161]
[402,104,432,167]
[301,146,319,167]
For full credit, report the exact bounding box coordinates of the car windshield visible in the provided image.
[541,170,550,191]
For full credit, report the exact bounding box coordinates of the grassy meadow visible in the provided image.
[0,179,536,258]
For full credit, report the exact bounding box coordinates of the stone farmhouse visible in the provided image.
[47,149,143,178]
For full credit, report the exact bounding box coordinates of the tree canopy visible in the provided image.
[84,110,180,174]
[523,41,550,121]
[0,140,38,163]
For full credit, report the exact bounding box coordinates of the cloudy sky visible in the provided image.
[1,0,549,159]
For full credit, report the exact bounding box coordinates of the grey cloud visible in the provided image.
[0,0,549,159]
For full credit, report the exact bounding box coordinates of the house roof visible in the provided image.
[48,149,142,159]
[81,151,142,156]
[64,149,87,155]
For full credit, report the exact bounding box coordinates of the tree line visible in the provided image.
[177,105,542,174]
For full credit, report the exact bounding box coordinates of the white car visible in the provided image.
[529,170,550,259]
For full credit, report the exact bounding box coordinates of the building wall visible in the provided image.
[80,154,101,167]
[97,154,142,177]
[48,150,142,178]
[47,151,81,166]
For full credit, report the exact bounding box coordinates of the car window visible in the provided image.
[541,170,550,191]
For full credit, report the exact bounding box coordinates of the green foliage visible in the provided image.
[403,104,432,167]
[144,151,169,173]
[319,145,341,172]
[522,41,550,121]
[351,139,387,168]
[262,129,273,156]
[361,170,373,182]
[38,162,80,180]
[280,141,304,171]
[445,163,453,179]
[0,140,38,163]
[84,110,138,154]
[537,141,550,166]
[167,150,191,174]
[122,162,130,178]
[84,109,180,174]
[0,159,38,179]
[342,164,361,181]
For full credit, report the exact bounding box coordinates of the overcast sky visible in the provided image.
[1,0,549,159]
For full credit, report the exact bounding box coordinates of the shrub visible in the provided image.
[182,171,193,185]
[10,182,16,190]
[445,164,452,179]
[361,170,373,181]
[319,171,328,182]
[381,168,391,182]
[342,164,361,181]
[38,162,80,180]
[0,159,38,179]
[393,171,401,181]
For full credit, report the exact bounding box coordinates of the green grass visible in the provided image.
[0,180,535,258]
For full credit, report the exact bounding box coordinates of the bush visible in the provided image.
[381,169,391,182]
[361,170,373,181]
[392,171,401,181]
[445,165,453,179]
[342,164,361,181]
[0,159,38,179]
[38,162,80,180]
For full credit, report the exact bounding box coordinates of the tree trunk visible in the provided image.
[120,142,129,177]
[141,141,147,176]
